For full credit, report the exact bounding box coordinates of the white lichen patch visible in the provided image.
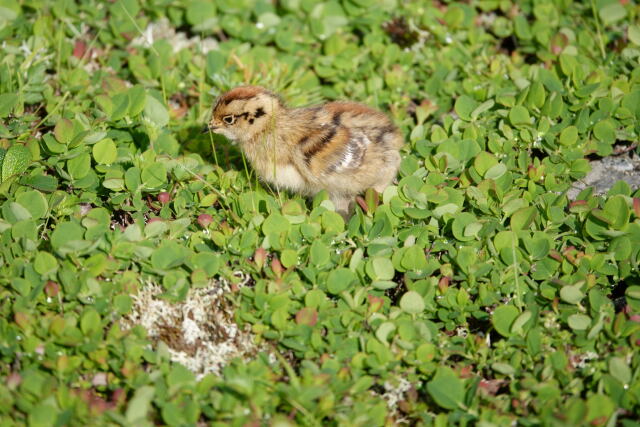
[574,351,599,369]
[381,378,413,410]
[367,377,415,424]
[130,18,219,54]
[121,273,261,379]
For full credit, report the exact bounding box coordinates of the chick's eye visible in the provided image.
[222,115,235,125]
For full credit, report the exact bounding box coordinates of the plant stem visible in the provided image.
[590,0,606,60]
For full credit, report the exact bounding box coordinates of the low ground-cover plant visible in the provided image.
[1,0,639,425]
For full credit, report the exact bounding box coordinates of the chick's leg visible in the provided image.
[330,194,353,220]
[372,151,401,193]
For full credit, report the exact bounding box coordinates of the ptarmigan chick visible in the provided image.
[206,86,403,217]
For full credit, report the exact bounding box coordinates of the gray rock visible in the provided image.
[567,152,640,200]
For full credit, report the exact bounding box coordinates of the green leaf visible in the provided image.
[8,202,31,221]
[161,402,183,426]
[103,178,124,190]
[538,68,565,93]
[510,206,537,230]
[310,240,330,266]
[560,285,584,304]
[350,375,374,394]
[110,93,130,121]
[493,230,518,251]
[309,2,348,40]
[127,86,146,117]
[371,280,397,290]
[523,235,550,259]
[80,308,101,335]
[399,291,425,314]
[436,139,480,163]
[400,245,427,271]
[433,203,459,217]
[186,0,217,30]
[54,119,74,144]
[629,25,640,46]
[262,213,290,235]
[426,367,464,410]
[375,321,396,344]
[599,3,627,25]
[12,277,31,296]
[492,305,519,337]
[456,246,477,273]
[28,404,56,427]
[50,221,85,251]
[42,133,66,154]
[125,166,141,192]
[451,213,480,242]
[326,267,356,294]
[514,15,532,39]
[271,308,289,330]
[559,125,578,146]
[1,144,32,182]
[21,174,58,192]
[567,313,591,330]
[144,94,169,127]
[66,153,91,180]
[366,257,395,281]
[585,212,609,240]
[511,310,532,335]
[626,286,640,300]
[609,356,631,384]
[470,100,494,120]
[125,386,155,423]
[114,294,133,315]
[16,190,47,218]
[602,195,628,229]
[0,92,18,118]
[92,138,118,165]
[95,94,113,117]
[151,241,188,270]
[586,394,615,425]
[206,50,226,75]
[258,12,280,28]
[526,82,546,108]
[190,253,220,276]
[167,364,196,389]
[492,362,516,375]
[484,163,507,180]
[141,162,167,189]
[509,105,530,126]
[280,249,297,268]
[454,95,477,121]
[474,151,498,176]
[593,120,615,144]
[34,251,58,276]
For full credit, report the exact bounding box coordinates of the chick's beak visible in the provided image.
[201,124,210,134]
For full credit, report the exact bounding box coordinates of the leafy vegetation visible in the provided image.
[1,0,640,425]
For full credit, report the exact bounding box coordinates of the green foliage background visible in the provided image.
[1,0,640,425]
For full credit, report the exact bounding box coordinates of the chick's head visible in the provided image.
[208,86,282,144]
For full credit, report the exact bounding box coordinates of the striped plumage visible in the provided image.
[207,86,403,217]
